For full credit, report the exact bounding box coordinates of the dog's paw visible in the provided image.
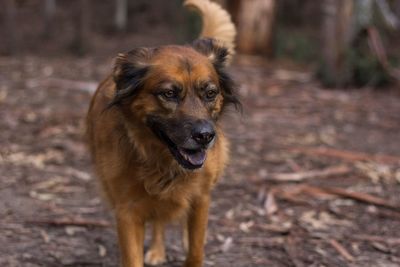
[144,248,166,266]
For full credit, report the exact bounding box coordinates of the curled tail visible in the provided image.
[184,0,236,62]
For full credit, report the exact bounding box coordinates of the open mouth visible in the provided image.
[173,147,206,170]
[155,129,206,170]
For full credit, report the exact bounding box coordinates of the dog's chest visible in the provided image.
[145,174,204,221]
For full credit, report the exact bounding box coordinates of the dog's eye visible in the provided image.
[205,89,218,101]
[162,90,177,99]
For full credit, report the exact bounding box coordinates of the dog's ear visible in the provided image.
[109,47,154,107]
[192,38,241,111]
[192,38,229,68]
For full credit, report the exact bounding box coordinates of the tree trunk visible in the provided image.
[72,0,91,55]
[320,0,354,87]
[226,0,241,24]
[115,0,128,31]
[3,0,17,55]
[235,0,276,56]
[395,0,400,17]
[43,0,56,39]
[213,0,227,7]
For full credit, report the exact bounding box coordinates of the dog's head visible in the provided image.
[109,38,240,170]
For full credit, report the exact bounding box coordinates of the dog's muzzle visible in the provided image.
[147,116,216,170]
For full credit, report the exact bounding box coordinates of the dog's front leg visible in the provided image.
[145,221,166,265]
[116,209,145,267]
[184,195,210,267]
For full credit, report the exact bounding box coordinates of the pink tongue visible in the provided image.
[179,149,206,166]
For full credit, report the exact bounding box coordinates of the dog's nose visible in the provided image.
[192,120,215,146]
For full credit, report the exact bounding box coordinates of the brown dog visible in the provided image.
[86,1,238,266]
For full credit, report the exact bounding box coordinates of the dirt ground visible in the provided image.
[1,51,400,267]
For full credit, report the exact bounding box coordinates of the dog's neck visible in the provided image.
[121,119,196,196]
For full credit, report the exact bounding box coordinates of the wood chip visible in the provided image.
[329,239,355,262]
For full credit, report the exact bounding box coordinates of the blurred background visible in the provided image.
[1,0,400,266]
[1,0,400,86]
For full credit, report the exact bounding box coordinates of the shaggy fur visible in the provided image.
[86,1,238,266]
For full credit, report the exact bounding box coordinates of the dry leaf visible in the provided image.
[395,169,400,183]
[65,226,87,236]
[239,221,254,233]
[0,89,7,103]
[225,209,234,220]
[33,176,66,190]
[264,191,278,215]
[40,230,50,243]
[300,211,353,230]
[221,237,233,253]
[29,191,56,201]
[356,162,393,183]
[98,244,107,257]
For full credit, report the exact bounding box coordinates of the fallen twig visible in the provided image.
[267,165,351,182]
[284,235,305,267]
[254,223,291,234]
[276,184,400,211]
[316,186,400,211]
[352,234,400,245]
[289,146,400,164]
[238,236,284,246]
[329,239,355,262]
[26,218,111,228]
[311,233,400,249]
[372,208,400,220]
